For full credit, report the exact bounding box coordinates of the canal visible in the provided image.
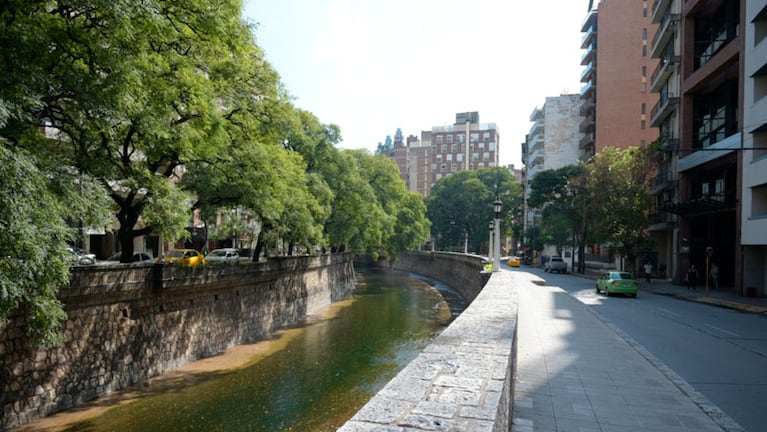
[21,268,465,432]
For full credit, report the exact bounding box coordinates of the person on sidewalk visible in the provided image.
[710,263,720,290]
[687,264,699,291]
[643,261,653,284]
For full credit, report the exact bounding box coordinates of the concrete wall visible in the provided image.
[340,252,519,431]
[0,254,355,430]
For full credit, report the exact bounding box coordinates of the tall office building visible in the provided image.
[580,0,660,157]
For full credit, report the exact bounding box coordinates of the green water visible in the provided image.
[60,268,457,432]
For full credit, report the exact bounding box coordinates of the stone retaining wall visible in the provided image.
[340,253,518,431]
[0,254,355,431]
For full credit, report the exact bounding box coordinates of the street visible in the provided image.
[510,265,767,432]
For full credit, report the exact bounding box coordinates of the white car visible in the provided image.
[544,256,568,274]
[106,251,154,263]
[205,248,241,264]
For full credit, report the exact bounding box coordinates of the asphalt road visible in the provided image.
[510,265,767,432]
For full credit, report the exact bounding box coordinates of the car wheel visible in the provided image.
[631,293,638,298]
[595,285,600,294]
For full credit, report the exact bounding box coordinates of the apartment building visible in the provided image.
[522,95,583,251]
[742,0,767,295]
[661,0,744,290]
[580,0,660,158]
[648,0,683,281]
[385,112,500,198]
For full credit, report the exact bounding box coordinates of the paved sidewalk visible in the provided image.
[638,279,767,315]
[511,278,743,432]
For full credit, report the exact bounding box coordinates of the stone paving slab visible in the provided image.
[512,281,743,432]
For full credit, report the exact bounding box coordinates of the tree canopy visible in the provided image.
[0,0,430,346]
[427,167,522,254]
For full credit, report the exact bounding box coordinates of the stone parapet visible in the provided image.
[340,255,519,431]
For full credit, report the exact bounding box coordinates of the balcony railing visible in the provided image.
[650,13,680,58]
[650,54,680,93]
[650,91,679,127]
[651,0,673,24]
[579,116,595,133]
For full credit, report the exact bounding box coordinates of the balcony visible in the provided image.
[657,131,679,152]
[579,96,595,116]
[579,116,595,133]
[581,26,597,49]
[580,62,595,83]
[651,0,673,24]
[650,53,680,93]
[581,46,595,66]
[579,132,594,150]
[650,91,679,127]
[529,119,544,136]
[649,170,677,195]
[650,13,680,58]
[580,80,595,99]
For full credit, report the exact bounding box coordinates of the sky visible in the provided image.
[243,0,588,168]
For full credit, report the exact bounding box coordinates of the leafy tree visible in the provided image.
[526,165,583,261]
[1,0,273,262]
[427,168,522,254]
[354,152,430,261]
[584,146,653,273]
[0,146,108,347]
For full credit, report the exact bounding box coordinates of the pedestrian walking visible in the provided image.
[643,261,653,284]
[687,264,699,290]
[710,263,720,290]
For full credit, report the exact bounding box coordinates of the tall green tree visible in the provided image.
[1,0,275,262]
[427,168,522,254]
[584,146,654,273]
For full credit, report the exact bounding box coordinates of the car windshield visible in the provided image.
[613,272,633,280]
[209,250,227,257]
[166,250,185,258]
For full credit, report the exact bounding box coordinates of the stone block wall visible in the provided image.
[340,253,518,431]
[0,254,355,430]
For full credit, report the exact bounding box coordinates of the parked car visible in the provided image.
[65,247,95,266]
[507,256,521,267]
[205,248,240,264]
[159,249,206,267]
[595,271,638,297]
[106,251,154,263]
[544,256,567,273]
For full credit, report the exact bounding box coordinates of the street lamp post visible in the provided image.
[488,221,494,262]
[493,198,502,272]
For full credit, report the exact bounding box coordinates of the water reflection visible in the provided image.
[52,268,459,432]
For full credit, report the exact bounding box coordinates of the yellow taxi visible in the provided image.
[507,256,521,267]
[160,249,206,267]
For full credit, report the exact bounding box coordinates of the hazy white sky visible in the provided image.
[243,0,587,167]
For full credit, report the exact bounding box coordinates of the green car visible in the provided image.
[595,272,638,297]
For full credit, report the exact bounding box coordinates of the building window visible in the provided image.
[451,143,458,152]
[751,184,767,217]
[483,132,491,141]
[436,135,443,144]
[642,45,647,57]
[693,80,739,150]
[642,28,648,40]
[451,164,457,172]
[641,119,646,130]
[431,164,437,172]
[489,142,495,151]
[483,152,490,161]
[442,144,447,153]
[437,154,442,163]
[694,1,740,69]
[641,103,646,114]
[458,134,465,143]
[753,130,767,160]
[446,134,453,144]
[447,154,453,162]
[757,3,767,45]
[471,133,479,143]
[441,164,446,172]
[478,142,485,151]
[457,153,464,162]
[755,67,767,102]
